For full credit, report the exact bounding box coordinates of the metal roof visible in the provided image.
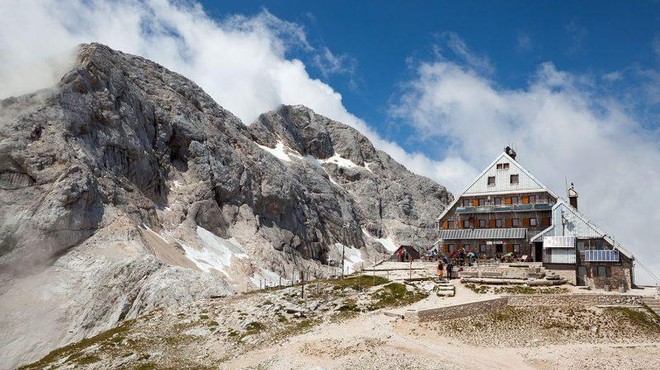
[438,228,527,240]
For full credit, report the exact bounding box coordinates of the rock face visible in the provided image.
[0,43,451,368]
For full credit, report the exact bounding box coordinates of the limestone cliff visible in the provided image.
[0,43,451,368]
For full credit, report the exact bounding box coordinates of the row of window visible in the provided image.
[445,217,544,229]
[443,243,521,253]
[487,174,518,186]
[462,194,548,207]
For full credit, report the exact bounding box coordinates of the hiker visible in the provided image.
[446,261,453,280]
[397,248,404,262]
[437,260,444,280]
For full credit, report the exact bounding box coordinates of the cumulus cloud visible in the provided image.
[393,42,660,283]
[0,0,445,187]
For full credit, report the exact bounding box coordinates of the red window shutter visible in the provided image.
[442,221,448,229]
[522,196,529,204]
[488,219,496,228]
[505,197,512,205]
[471,199,479,207]
[505,219,513,227]
[522,218,530,227]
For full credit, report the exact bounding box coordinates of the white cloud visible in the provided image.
[0,0,449,199]
[394,49,660,284]
[312,47,356,77]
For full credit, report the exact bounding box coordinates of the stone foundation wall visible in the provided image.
[416,294,644,322]
[545,268,576,285]
[416,298,508,322]
[507,294,643,307]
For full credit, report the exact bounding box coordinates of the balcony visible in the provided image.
[584,249,619,262]
[455,203,552,214]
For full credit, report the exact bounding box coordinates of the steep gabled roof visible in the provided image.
[530,199,634,259]
[437,152,559,221]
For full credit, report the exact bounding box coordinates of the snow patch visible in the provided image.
[177,227,247,274]
[375,237,398,253]
[336,243,364,274]
[257,140,293,162]
[320,153,359,169]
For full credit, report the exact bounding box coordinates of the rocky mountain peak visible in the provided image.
[0,43,452,369]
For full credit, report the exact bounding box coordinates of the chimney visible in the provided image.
[504,146,517,160]
[568,183,578,210]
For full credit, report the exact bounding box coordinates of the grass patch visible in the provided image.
[245,321,266,333]
[367,283,427,310]
[76,355,101,365]
[327,275,390,291]
[18,320,135,370]
[275,319,321,339]
[199,314,209,320]
[464,283,489,294]
[606,307,660,329]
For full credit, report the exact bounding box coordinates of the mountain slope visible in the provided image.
[0,43,451,369]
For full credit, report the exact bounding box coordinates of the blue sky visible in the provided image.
[203,0,660,153]
[1,0,658,282]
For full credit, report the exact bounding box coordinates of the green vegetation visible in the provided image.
[367,282,427,310]
[18,319,135,370]
[327,275,390,291]
[605,307,660,329]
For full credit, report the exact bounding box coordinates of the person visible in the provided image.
[437,260,444,280]
[446,261,453,280]
[397,248,404,262]
[431,250,437,261]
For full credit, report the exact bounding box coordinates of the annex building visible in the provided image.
[435,147,634,290]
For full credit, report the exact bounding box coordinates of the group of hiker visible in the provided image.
[436,258,456,280]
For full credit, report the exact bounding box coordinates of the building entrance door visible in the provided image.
[577,266,587,286]
[534,242,543,262]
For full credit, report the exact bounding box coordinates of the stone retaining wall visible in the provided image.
[507,294,643,307]
[416,298,508,322]
[416,294,644,322]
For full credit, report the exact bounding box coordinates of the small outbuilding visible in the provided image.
[390,245,421,262]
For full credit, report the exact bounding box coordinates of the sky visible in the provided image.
[0,0,658,284]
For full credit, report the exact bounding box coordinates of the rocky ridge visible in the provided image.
[0,43,450,369]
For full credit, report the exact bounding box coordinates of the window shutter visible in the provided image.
[522,218,530,227]
[507,244,514,252]
[505,219,513,227]
[442,221,448,229]
[471,199,479,206]
[522,196,529,204]
[488,219,496,228]
[505,197,512,205]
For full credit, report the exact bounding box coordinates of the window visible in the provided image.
[513,244,520,253]
[512,218,520,227]
[497,163,510,170]
[479,198,486,206]
[487,176,496,186]
[447,220,455,229]
[538,195,547,204]
[577,241,585,251]
[597,266,608,277]
[512,196,518,204]
[463,199,471,207]
[494,197,502,205]
[448,244,456,253]
[479,219,487,228]
[496,219,503,228]
[480,244,487,252]
[464,220,471,228]
[596,242,604,250]
[530,218,537,226]
[510,174,519,184]
[529,195,536,204]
